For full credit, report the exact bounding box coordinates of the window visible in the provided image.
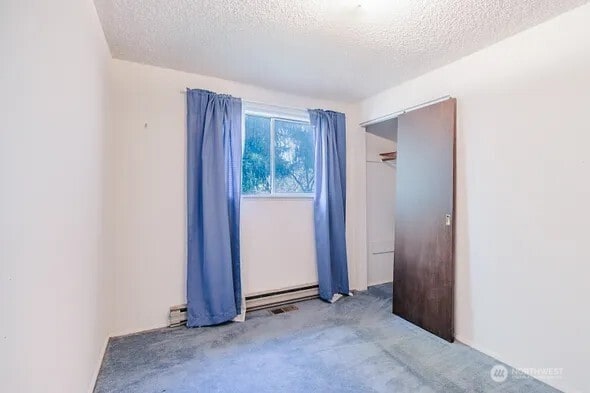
[242,113,315,196]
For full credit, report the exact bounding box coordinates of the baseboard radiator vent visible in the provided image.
[168,284,319,327]
[269,304,299,315]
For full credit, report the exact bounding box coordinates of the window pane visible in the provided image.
[242,115,271,194]
[274,120,315,194]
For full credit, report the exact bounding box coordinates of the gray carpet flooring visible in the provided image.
[94,284,559,393]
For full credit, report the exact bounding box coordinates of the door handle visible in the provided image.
[445,214,452,226]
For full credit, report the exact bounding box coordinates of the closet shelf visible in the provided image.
[379,151,397,162]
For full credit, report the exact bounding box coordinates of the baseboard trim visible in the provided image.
[367,279,393,287]
[89,335,110,393]
[111,323,170,339]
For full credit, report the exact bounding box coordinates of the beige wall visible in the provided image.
[360,4,590,392]
[241,198,317,294]
[0,0,112,392]
[107,59,366,336]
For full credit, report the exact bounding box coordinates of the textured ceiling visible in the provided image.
[94,0,588,101]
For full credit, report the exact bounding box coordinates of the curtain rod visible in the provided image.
[180,89,312,113]
[179,90,449,122]
[359,95,451,127]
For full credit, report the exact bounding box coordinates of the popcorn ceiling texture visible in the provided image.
[94,0,589,101]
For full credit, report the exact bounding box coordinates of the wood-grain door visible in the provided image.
[393,98,456,342]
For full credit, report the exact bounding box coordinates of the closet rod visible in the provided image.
[360,95,451,127]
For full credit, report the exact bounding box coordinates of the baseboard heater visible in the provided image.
[245,283,319,312]
[169,283,319,327]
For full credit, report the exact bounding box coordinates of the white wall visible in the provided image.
[360,4,590,392]
[365,133,396,286]
[0,0,112,392]
[107,59,365,335]
[241,198,317,294]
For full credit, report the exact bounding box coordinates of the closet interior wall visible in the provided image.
[365,119,398,286]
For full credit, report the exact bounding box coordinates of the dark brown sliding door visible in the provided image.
[393,98,456,342]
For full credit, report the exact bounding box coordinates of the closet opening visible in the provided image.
[365,118,398,288]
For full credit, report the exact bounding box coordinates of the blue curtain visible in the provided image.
[309,109,350,302]
[186,89,242,327]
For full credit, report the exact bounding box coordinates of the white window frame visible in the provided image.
[242,102,315,199]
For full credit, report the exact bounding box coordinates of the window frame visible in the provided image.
[242,103,315,199]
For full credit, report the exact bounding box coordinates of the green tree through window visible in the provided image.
[242,114,315,195]
[274,120,315,193]
[242,116,271,194]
